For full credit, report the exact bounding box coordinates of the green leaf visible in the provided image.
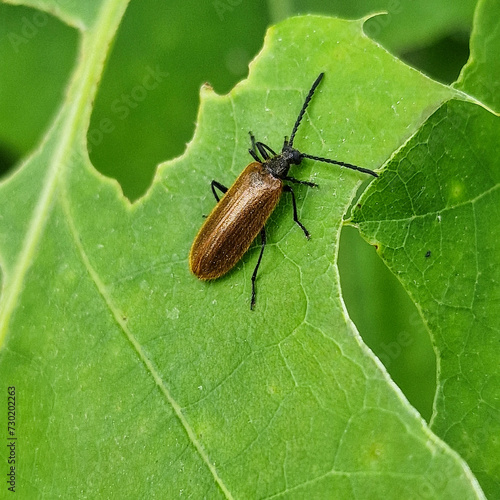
[455,0,500,112]
[352,0,500,496]
[0,3,486,499]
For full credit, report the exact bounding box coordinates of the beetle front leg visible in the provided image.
[248,132,262,162]
[284,176,318,188]
[283,185,311,239]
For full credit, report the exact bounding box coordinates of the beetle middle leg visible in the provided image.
[251,227,266,310]
[211,180,228,202]
[283,185,311,239]
[203,182,227,217]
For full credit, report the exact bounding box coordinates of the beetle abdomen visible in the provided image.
[189,162,282,280]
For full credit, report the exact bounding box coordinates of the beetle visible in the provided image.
[189,72,378,309]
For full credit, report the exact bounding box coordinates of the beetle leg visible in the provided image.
[258,142,277,158]
[248,133,276,161]
[251,227,266,310]
[249,131,257,149]
[256,142,270,160]
[283,185,311,239]
[211,180,228,202]
[248,132,262,162]
[249,149,261,162]
[284,176,318,188]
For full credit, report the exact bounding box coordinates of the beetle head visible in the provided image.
[281,137,302,165]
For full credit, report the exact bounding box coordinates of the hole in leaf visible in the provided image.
[0,143,18,179]
[401,34,470,85]
[0,4,77,177]
[87,0,267,201]
[338,225,436,422]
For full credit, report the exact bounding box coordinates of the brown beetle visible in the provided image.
[189,73,378,309]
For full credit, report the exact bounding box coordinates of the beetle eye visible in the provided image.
[292,150,302,164]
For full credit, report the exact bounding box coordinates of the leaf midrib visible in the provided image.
[61,189,234,499]
[0,0,127,344]
[0,0,235,496]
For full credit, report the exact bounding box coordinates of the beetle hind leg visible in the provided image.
[250,227,266,310]
[283,185,311,239]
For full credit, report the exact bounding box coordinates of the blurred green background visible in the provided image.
[0,0,475,420]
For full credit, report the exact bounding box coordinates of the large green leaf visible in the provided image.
[0,1,487,497]
[352,0,500,496]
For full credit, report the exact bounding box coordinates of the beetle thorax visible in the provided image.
[264,145,302,179]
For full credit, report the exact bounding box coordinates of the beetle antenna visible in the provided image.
[301,153,379,177]
[289,73,324,148]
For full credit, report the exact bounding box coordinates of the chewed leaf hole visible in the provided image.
[338,225,436,421]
